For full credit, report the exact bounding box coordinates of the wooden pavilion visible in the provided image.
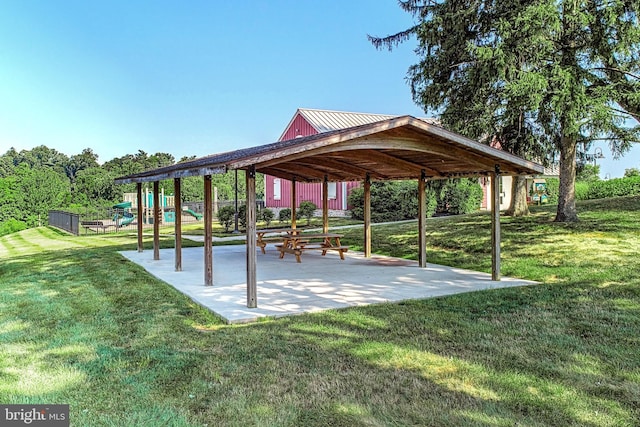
[115,116,544,308]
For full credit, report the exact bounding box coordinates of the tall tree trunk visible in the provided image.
[555,134,578,222]
[505,175,530,216]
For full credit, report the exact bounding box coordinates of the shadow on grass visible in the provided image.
[2,197,639,425]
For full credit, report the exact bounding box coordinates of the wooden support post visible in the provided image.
[136,182,143,253]
[364,173,371,258]
[322,175,329,233]
[153,181,160,260]
[491,167,501,281]
[246,166,257,308]
[204,175,213,286]
[418,170,427,268]
[174,178,182,272]
[291,178,297,229]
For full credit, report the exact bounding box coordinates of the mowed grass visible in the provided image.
[1,197,639,426]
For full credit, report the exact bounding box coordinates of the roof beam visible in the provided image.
[276,163,335,180]
[293,159,361,180]
[255,166,300,182]
[305,156,389,180]
[348,137,493,170]
[359,150,444,177]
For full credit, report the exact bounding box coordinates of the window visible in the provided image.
[273,178,281,200]
[328,182,337,200]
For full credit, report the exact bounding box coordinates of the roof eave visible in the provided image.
[115,165,227,184]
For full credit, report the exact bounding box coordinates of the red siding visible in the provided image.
[265,110,361,210]
[280,114,318,141]
[480,177,489,209]
[265,177,360,209]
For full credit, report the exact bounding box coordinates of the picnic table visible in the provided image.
[276,232,348,263]
[256,228,300,254]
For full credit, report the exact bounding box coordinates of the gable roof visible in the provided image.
[279,108,439,140]
[115,115,544,184]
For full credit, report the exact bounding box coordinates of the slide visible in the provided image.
[112,212,135,227]
[183,209,203,220]
[119,213,135,227]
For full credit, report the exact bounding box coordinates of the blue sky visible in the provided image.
[1,1,638,177]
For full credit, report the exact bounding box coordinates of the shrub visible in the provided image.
[0,219,27,237]
[278,208,291,223]
[348,181,437,222]
[575,182,590,200]
[586,176,640,199]
[261,208,274,226]
[439,179,483,215]
[297,201,317,226]
[217,205,235,232]
[544,178,560,204]
[238,204,247,229]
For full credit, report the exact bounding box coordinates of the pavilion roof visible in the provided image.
[115,115,544,184]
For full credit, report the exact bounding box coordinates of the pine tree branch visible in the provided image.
[592,67,640,81]
[367,25,420,51]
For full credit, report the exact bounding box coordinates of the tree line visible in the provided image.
[0,145,264,234]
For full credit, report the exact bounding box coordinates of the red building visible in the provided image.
[265,108,438,214]
[265,108,548,214]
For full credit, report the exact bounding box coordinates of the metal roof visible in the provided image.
[115,116,544,184]
[279,108,439,139]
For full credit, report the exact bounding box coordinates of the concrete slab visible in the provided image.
[119,245,537,324]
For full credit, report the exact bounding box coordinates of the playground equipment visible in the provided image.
[122,188,204,224]
[112,201,136,227]
[183,208,203,220]
[122,189,175,224]
[81,201,136,233]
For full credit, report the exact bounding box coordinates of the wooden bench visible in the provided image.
[80,220,117,234]
[274,239,309,251]
[276,244,349,263]
[258,236,288,254]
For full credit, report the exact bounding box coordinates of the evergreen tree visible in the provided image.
[370,0,639,221]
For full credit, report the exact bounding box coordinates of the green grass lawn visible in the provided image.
[1,197,639,426]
